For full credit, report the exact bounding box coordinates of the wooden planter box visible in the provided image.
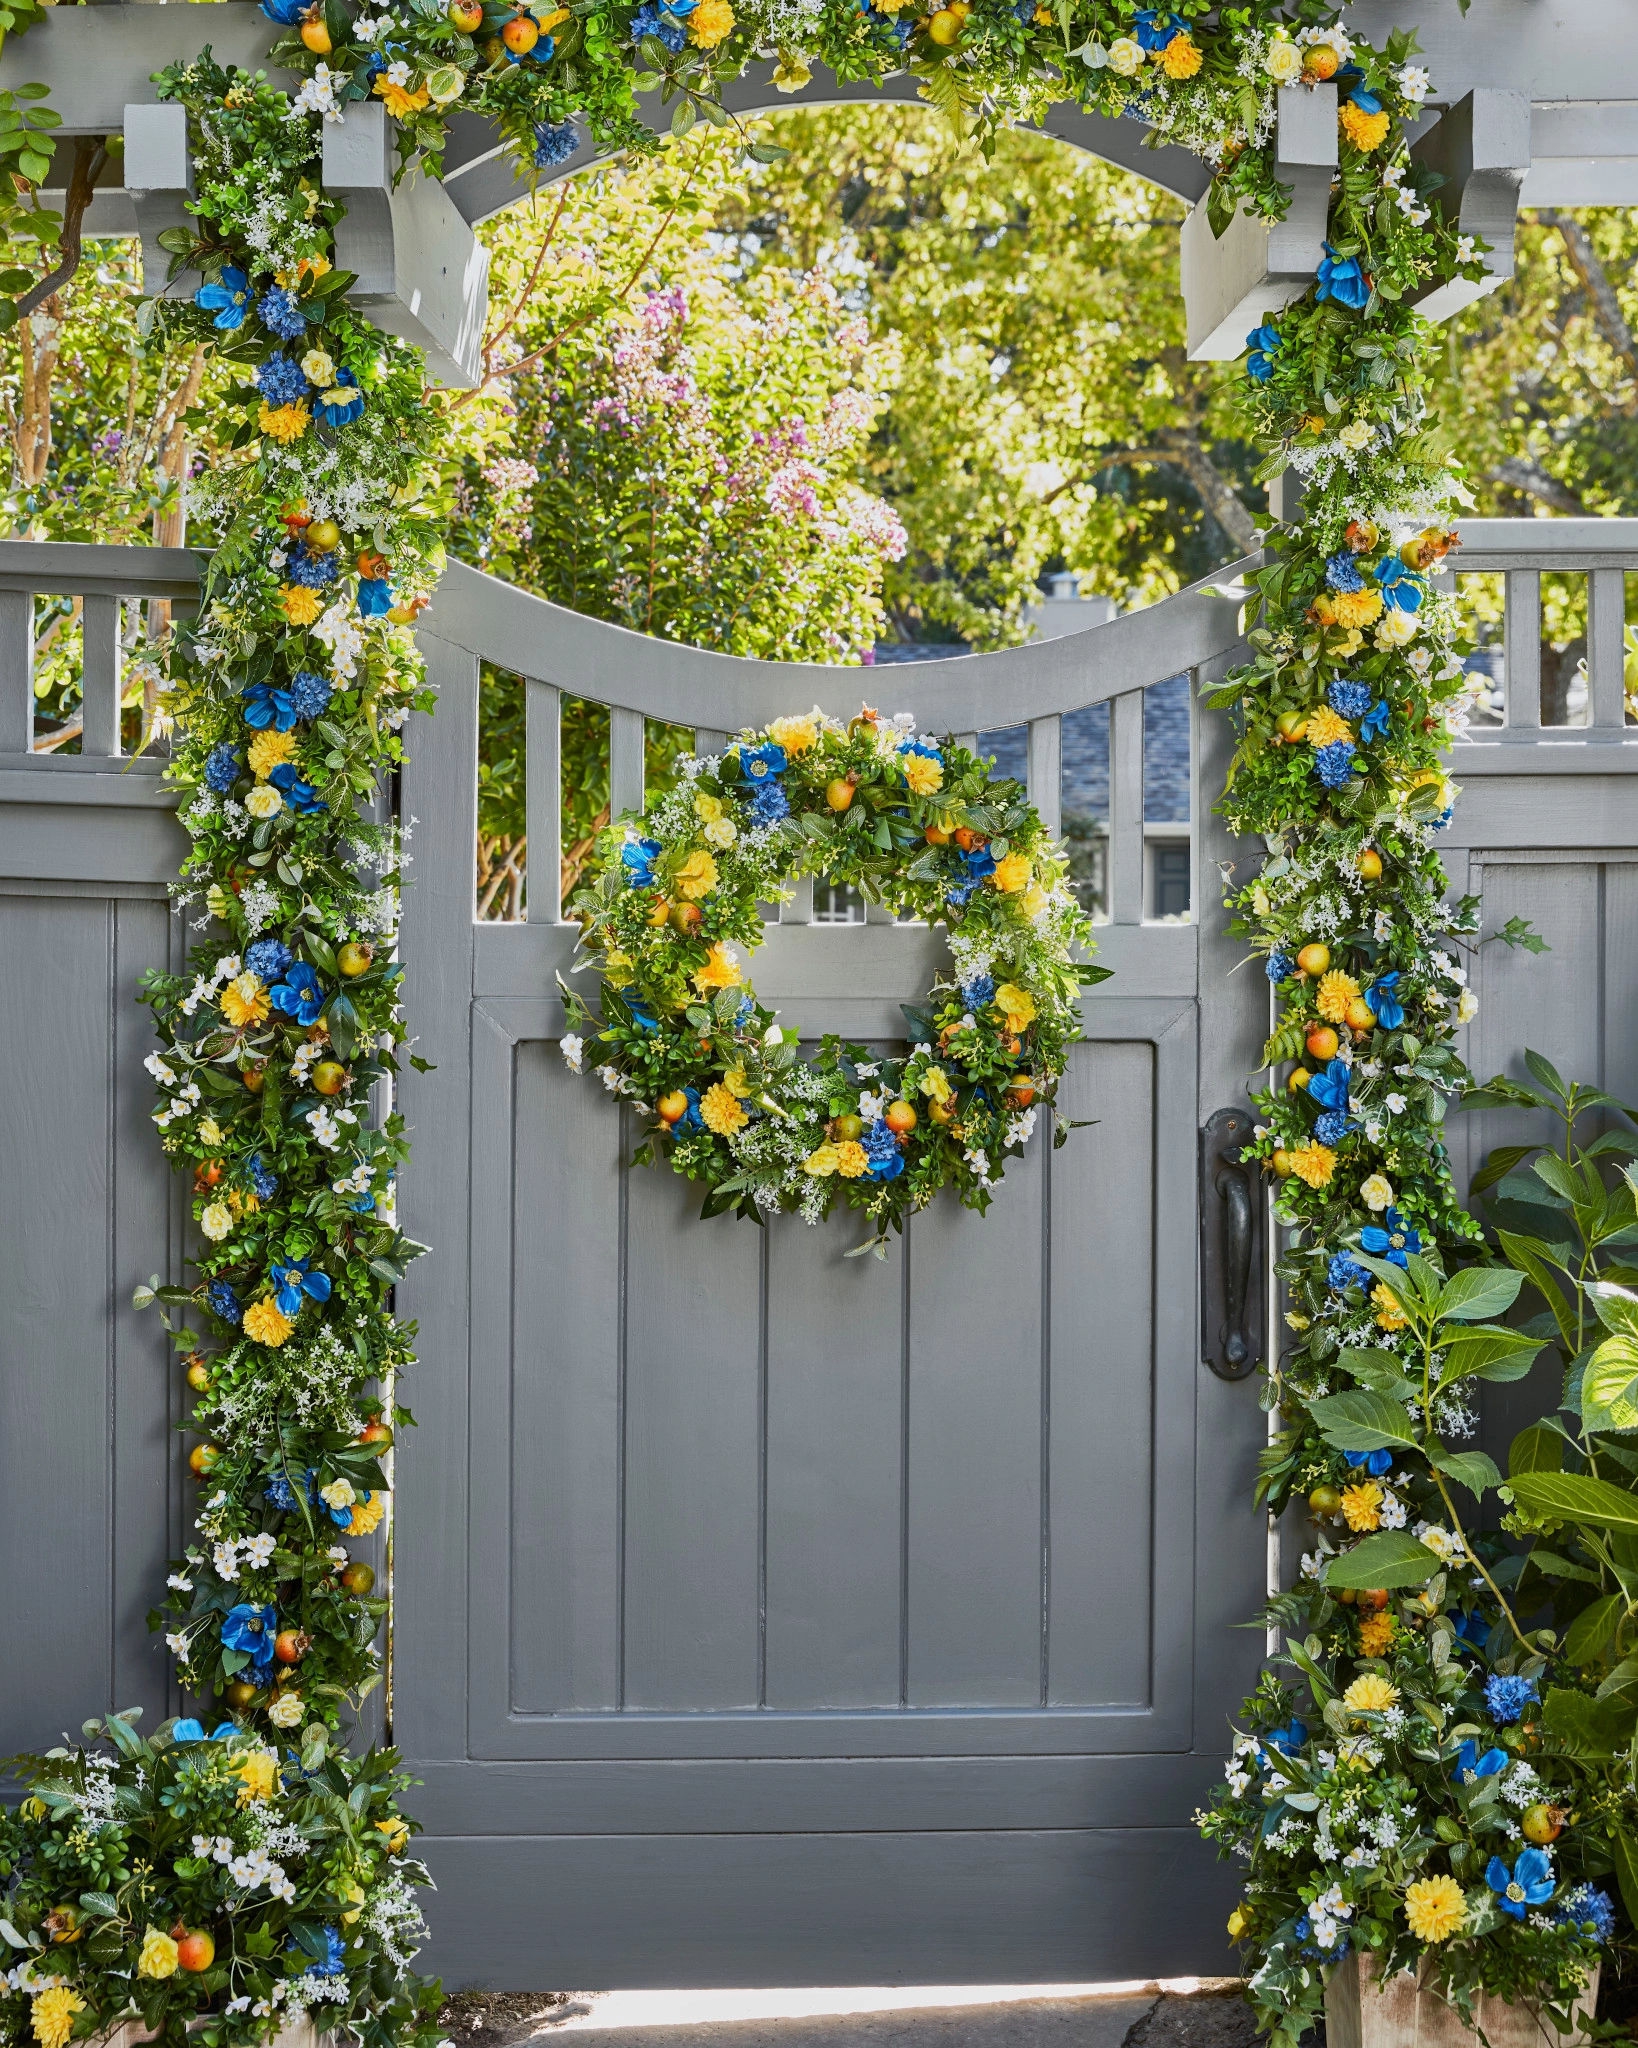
[94,2018,319,2048]
[1325,1949,1599,2048]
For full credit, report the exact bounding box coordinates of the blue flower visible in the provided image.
[221,1602,277,1670]
[1316,245,1370,310]
[677,1085,704,1134]
[959,843,997,882]
[268,763,327,814]
[1485,1672,1540,1724]
[1375,557,1423,613]
[269,961,327,1026]
[1306,1058,1352,1114]
[1264,1716,1306,1756]
[1335,66,1383,113]
[1327,679,1372,720]
[283,540,340,589]
[1487,1847,1555,1919]
[245,938,293,982]
[255,354,309,406]
[1328,1251,1370,1292]
[315,370,365,428]
[204,743,242,793]
[898,736,941,761]
[258,286,307,342]
[265,1473,302,1511]
[1364,972,1404,1028]
[746,779,790,826]
[621,836,663,888]
[631,3,686,47]
[1245,321,1280,383]
[1131,7,1180,49]
[533,119,580,166]
[1325,551,1366,595]
[946,880,978,907]
[861,1119,905,1182]
[741,741,788,782]
[961,971,997,1008]
[170,1719,238,1744]
[1314,1109,1351,1146]
[1360,1206,1419,1267]
[1454,1611,1491,1654]
[260,0,309,19]
[1343,1448,1394,1476]
[289,669,333,721]
[1359,698,1391,743]
[196,266,252,331]
[1452,1738,1508,1785]
[1313,740,1357,789]
[247,1152,279,1201]
[627,1000,659,1032]
[270,1256,332,1319]
[206,1279,243,1326]
[1553,1885,1616,1944]
[243,680,298,730]
[1265,950,1292,984]
[287,1924,347,1977]
[358,576,395,617]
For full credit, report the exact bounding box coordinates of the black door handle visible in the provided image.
[1201,1107,1263,1380]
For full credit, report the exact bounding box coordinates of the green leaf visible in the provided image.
[1471,1143,1539,1198]
[77,1892,119,1920]
[1582,1333,1638,1434]
[326,991,358,1062]
[1510,1469,1638,1534]
[1435,1325,1543,1392]
[1434,1265,1523,1323]
[1309,1388,1419,1453]
[1614,1829,1638,1928]
[1510,1424,1564,1476]
[1542,1686,1624,1757]
[1433,1449,1501,1500]
[1564,1593,1622,1666]
[1525,1048,1568,1098]
[1589,1282,1638,1339]
[1322,1531,1441,1590]
[1495,1229,1578,1350]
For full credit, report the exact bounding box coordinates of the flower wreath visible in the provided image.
[560,705,1106,1249]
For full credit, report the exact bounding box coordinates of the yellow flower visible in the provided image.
[137,1928,180,1979]
[674,850,719,900]
[200,1201,233,1242]
[282,585,324,627]
[1376,607,1419,648]
[722,1068,752,1098]
[1316,968,1361,1023]
[991,852,1031,893]
[1305,705,1353,749]
[1342,1672,1399,1713]
[346,1492,386,1536]
[803,1143,840,1177]
[833,1140,868,1178]
[200,1117,224,1147]
[1405,1874,1466,1944]
[221,973,270,1028]
[245,785,284,820]
[301,348,335,385]
[918,1065,953,1106]
[228,1188,260,1218]
[902,753,943,796]
[248,728,297,779]
[703,817,737,848]
[230,1749,278,1805]
[1287,1141,1336,1188]
[32,1987,85,2048]
[1341,1481,1383,1531]
[771,51,811,90]
[692,943,742,991]
[1226,1905,1250,1941]
[687,0,733,43]
[1158,31,1201,75]
[376,1817,410,1854]
[1331,587,1384,629]
[993,983,1037,1030]
[1022,882,1050,920]
[258,401,309,444]
[1374,1282,1409,1329]
[1358,1610,1396,1656]
[1360,1173,1394,1212]
[694,793,724,823]
[374,75,431,117]
[1340,101,1391,150]
[243,1297,295,1348]
[767,713,818,754]
[701,1082,749,1136]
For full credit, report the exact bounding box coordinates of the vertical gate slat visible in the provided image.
[1027,714,1062,840]
[609,707,645,818]
[1504,569,1541,732]
[1587,567,1628,736]
[80,593,122,757]
[954,730,977,756]
[695,727,727,754]
[779,877,814,924]
[525,678,562,923]
[1109,688,1144,925]
[0,590,31,752]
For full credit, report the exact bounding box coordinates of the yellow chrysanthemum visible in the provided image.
[1343,1672,1399,1713]
[32,1986,86,2048]
[692,943,742,991]
[1405,1874,1466,1943]
[282,584,324,626]
[1341,1481,1383,1531]
[1316,968,1361,1023]
[346,1492,386,1536]
[768,713,819,755]
[674,850,719,900]
[1374,1282,1410,1329]
[231,1749,278,1805]
[248,727,297,779]
[833,1140,869,1178]
[1331,587,1384,629]
[1287,1141,1336,1188]
[374,75,431,117]
[803,1143,841,1177]
[137,1928,180,1978]
[1305,705,1353,749]
[991,852,1031,893]
[700,1082,749,1136]
[687,0,733,44]
[258,400,309,445]
[694,793,724,823]
[243,1297,295,1348]
[1358,1610,1396,1656]
[1158,31,1201,75]
[221,972,270,1029]
[994,983,1037,1030]
[903,753,944,796]
[1340,102,1391,150]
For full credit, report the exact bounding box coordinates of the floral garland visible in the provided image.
[559,712,1102,1246]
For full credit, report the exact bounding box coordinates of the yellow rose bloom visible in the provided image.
[991,852,1031,893]
[687,0,733,43]
[1287,1141,1335,1188]
[376,1817,410,1854]
[993,983,1037,1030]
[346,1491,386,1536]
[1343,1672,1399,1713]
[1331,587,1384,629]
[258,401,309,445]
[1158,31,1201,75]
[221,972,270,1028]
[1316,968,1361,1023]
[674,850,719,900]
[243,1297,295,1348]
[694,793,724,823]
[803,1143,840,1177]
[138,1928,180,1978]
[1341,1481,1383,1531]
[1405,1874,1466,1943]
[32,1987,85,2048]
[902,753,944,796]
[1374,1282,1410,1329]
[833,1140,869,1178]
[231,1749,278,1805]
[918,1065,953,1105]
[703,817,737,848]
[282,584,324,627]
[248,728,297,779]
[374,75,431,117]
[700,1082,749,1136]
[200,1201,234,1242]
[692,943,742,991]
[1022,882,1050,920]
[1226,1905,1250,1941]
[1305,706,1353,749]
[1340,102,1391,150]
[768,714,818,755]
[1358,1610,1396,1656]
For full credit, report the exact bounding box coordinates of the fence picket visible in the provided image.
[0,591,30,752]
[80,592,121,757]
[609,707,645,818]
[1109,688,1144,925]
[1587,566,1629,738]
[1027,714,1062,841]
[525,678,562,923]
[1503,569,1541,734]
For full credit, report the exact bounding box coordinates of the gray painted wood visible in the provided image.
[1503,569,1541,732]
[1587,567,1628,736]
[609,706,645,820]
[0,590,31,752]
[1109,689,1145,925]
[524,679,562,923]
[1028,713,1062,841]
[80,592,121,758]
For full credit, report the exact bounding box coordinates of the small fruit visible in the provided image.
[1305,1025,1339,1061]
[1357,848,1383,881]
[226,1679,258,1710]
[312,1060,347,1096]
[186,1355,213,1393]
[953,827,986,853]
[884,1099,917,1134]
[1345,997,1375,1032]
[1521,1802,1565,1845]
[826,777,855,812]
[1005,1074,1036,1108]
[1275,709,1308,740]
[357,548,390,580]
[1336,1586,1357,1605]
[189,1443,222,1477]
[358,1420,393,1446]
[194,1159,225,1189]
[306,519,341,554]
[924,819,952,846]
[1271,1148,1292,1177]
[929,1099,955,1125]
[1288,1065,1312,1093]
[337,941,373,977]
[834,1113,863,1142]
[341,1561,376,1597]
[448,0,485,24]
[281,501,312,533]
[500,10,539,50]
[45,1907,81,1945]
[1303,41,1339,77]
[1357,1588,1390,1611]
[1308,1483,1342,1516]
[300,15,332,52]
[274,1629,311,1666]
[670,901,703,937]
[657,1090,689,1125]
[927,7,959,39]
[176,1930,216,1974]
[1296,942,1331,977]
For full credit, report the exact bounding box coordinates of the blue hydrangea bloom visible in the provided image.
[632,5,686,48]
[289,669,333,721]
[265,1473,301,1511]
[1328,1251,1369,1292]
[1325,551,1366,595]
[243,680,297,731]
[1364,972,1404,1028]
[621,836,662,888]
[1265,950,1292,984]
[1314,1109,1351,1146]
[1485,1672,1540,1724]
[206,1279,243,1325]
[204,743,242,793]
[1313,741,1357,789]
[1316,245,1370,310]
[746,779,790,826]
[269,961,326,1026]
[1554,1886,1616,1944]
[195,266,251,331]
[961,971,997,1008]
[283,541,340,589]
[245,938,293,982]
[255,354,309,406]
[1245,321,1280,383]
[258,286,307,341]
[533,120,580,166]
[269,763,327,814]
[741,741,788,782]
[287,1924,347,1976]
[1327,678,1373,719]
[861,1119,905,1182]
[1360,1206,1419,1267]
[358,576,395,617]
